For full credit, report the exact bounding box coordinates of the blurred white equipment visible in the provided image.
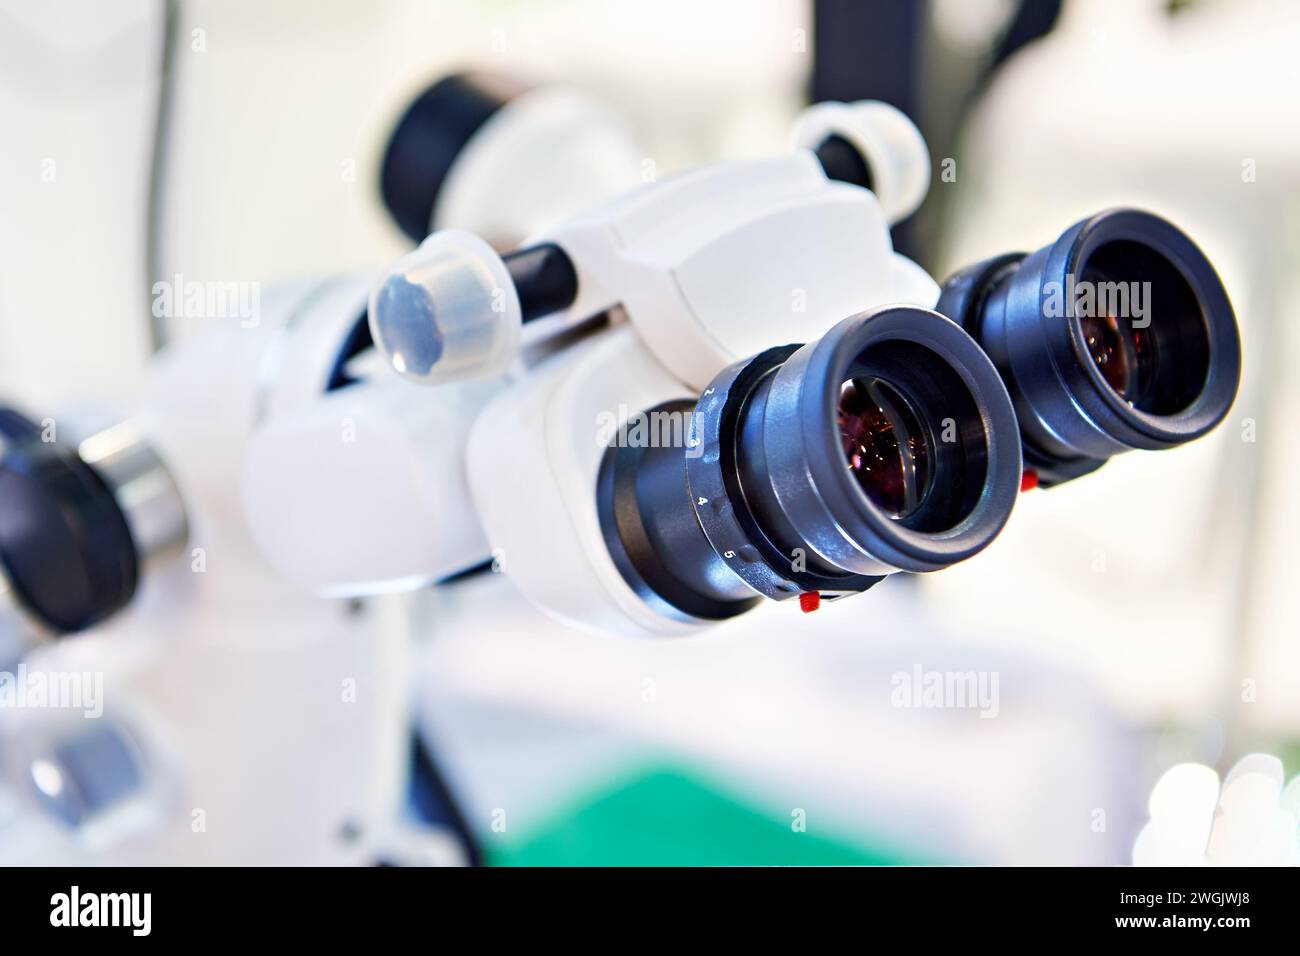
[380,73,648,250]
[0,281,428,865]
[1133,753,1300,866]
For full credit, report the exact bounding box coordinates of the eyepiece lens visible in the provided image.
[1079,311,1156,403]
[1077,241,1209,415]
[838,377,932,519]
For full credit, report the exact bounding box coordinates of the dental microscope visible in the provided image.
[245,101,1240,646]
[0,70,1241,864]
[0,74,827,863]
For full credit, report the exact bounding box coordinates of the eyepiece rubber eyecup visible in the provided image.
[688,307,1021,581]
[1051,210,1239,449]
[938,209,1242,482]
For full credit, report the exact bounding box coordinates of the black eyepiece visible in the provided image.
[381,72,530,242]
[0,437,139,634]
[936,208,1241,485]
[596,306,1022,622]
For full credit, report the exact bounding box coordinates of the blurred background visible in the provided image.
[0,0,1296,865]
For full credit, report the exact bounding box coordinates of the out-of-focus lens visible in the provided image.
[838,377,932,519]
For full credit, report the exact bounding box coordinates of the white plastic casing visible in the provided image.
[466,325,703,639]
[241,374,501,596]
[540,150,937,391]
[371,101,937,394]
[432,86,646,249]
[131,275,374,578]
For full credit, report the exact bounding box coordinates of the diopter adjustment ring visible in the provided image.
[686,346,883,602]
[597,409,761,624]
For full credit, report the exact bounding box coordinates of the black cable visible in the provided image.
[145,0,179,353]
